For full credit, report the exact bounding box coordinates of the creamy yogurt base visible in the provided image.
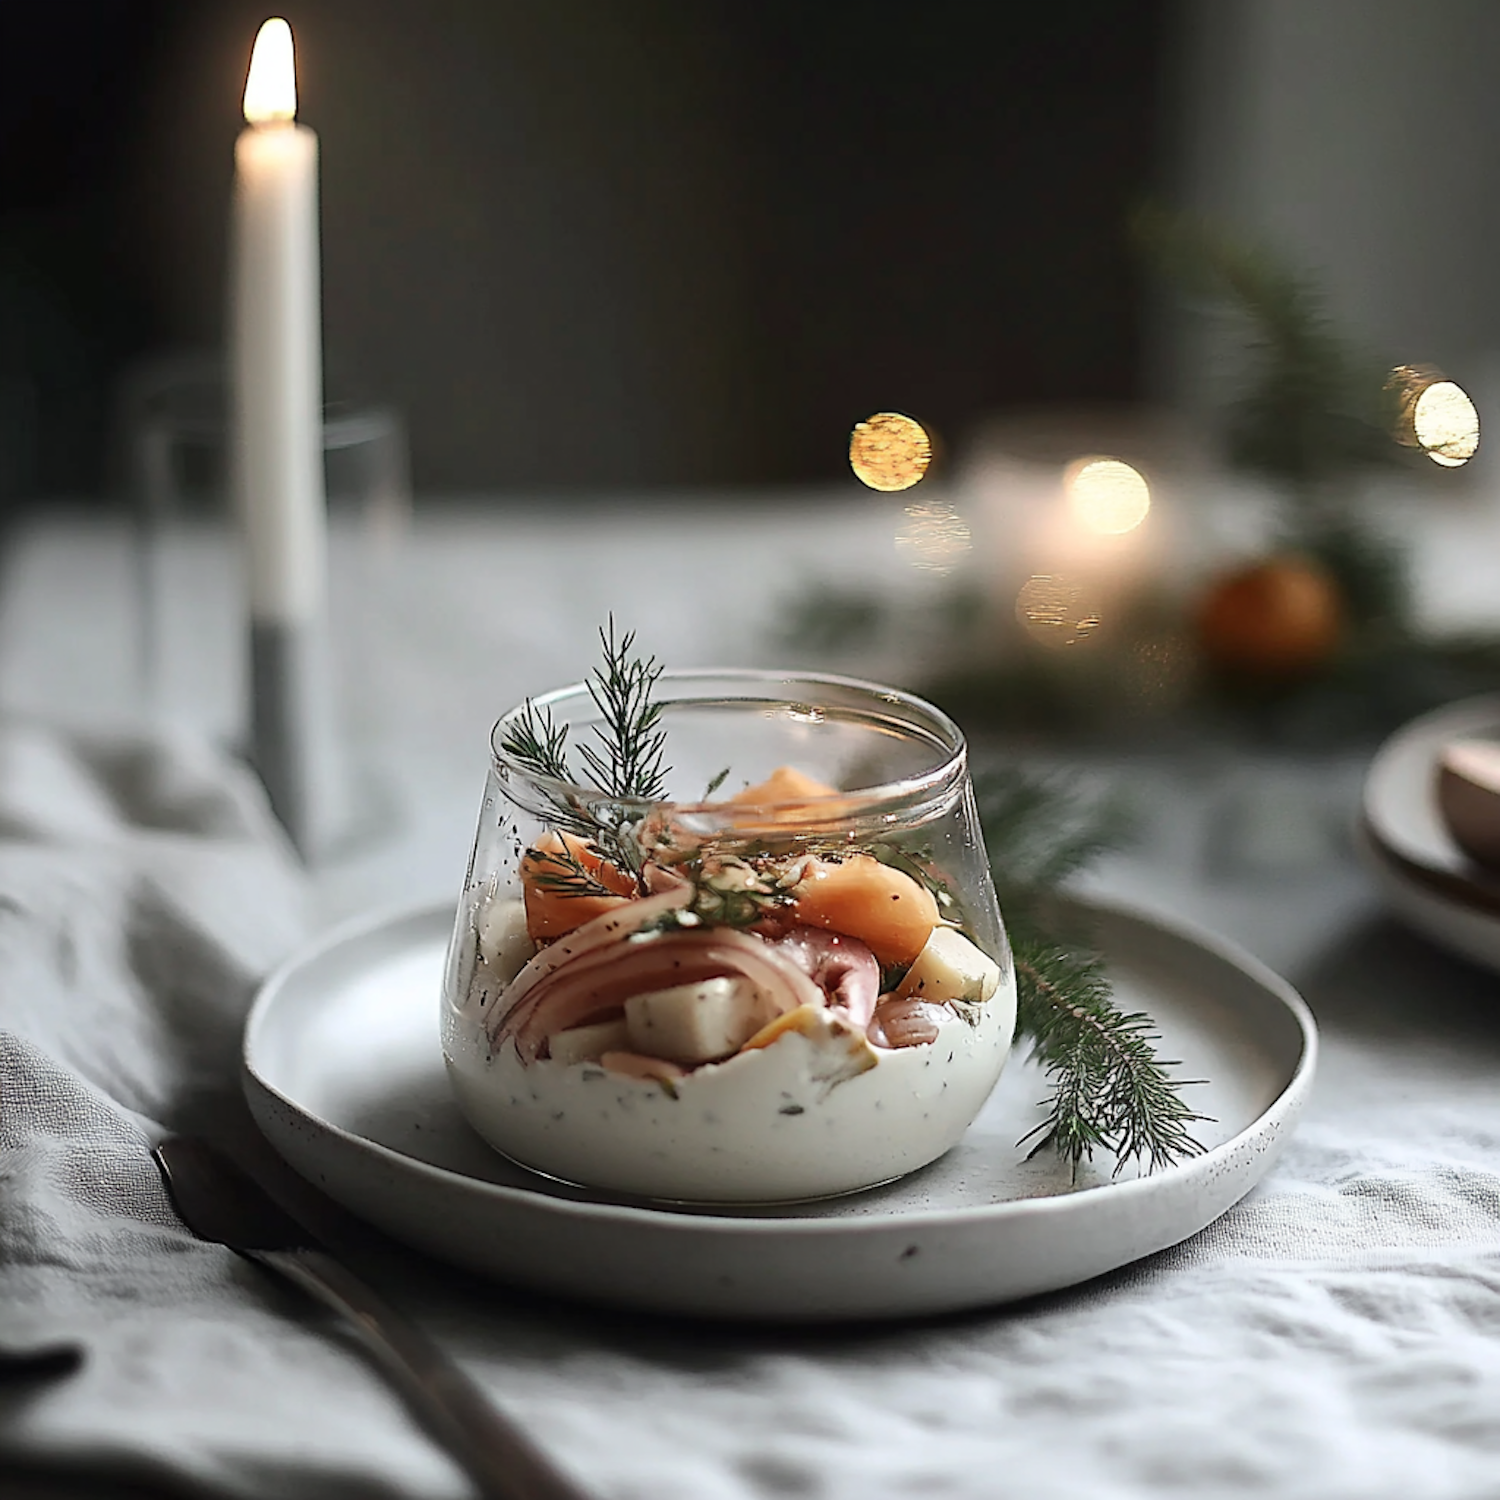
[443,942,1017,1203]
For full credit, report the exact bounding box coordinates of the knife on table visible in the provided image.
[153,1135,593,1500]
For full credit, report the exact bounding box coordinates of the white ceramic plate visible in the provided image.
[1359,694,1500,974]
[243,899,1316,1323]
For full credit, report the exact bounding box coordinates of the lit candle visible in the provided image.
[230,17,332,852]
[232,17,324,624]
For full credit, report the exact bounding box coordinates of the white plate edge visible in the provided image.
[243,894,1318,1237]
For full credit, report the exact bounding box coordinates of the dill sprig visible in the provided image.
[581,619,671,801]
[497,702,599,847]
[975,765,1210,1178]
[500,699,571,784]
[525,842,615,900]
[496,619,671,883]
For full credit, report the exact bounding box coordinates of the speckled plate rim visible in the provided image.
[243,896,1316,1252]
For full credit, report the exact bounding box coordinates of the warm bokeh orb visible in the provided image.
[1065,457,1151,534]
[1413,381,1479,468]
[895,500,970,574]
[1386,365,1480,467]
[850,412,933,492]
[1015,574,1105,648]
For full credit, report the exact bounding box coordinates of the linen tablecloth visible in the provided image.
[5,501,1500,1499]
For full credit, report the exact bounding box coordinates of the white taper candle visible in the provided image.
[230,17,326,625]
[229,17,336,854]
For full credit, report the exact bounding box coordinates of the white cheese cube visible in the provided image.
[476,897,535,986]
[547,1017,632,1065]
[894,926,1001,1007]
[624,976,765,1065]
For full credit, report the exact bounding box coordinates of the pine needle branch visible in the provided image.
[1013,934,1210,1177]
[1133,203,1398,494]
[975,765,1134,918]
[976,764,1210,1177]
[496,702,601,846]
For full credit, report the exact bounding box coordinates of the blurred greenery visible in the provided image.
[776,212,1500,750]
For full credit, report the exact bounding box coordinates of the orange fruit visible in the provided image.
[1195,555,1342,679]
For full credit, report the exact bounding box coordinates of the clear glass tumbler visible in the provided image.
[441,670,1016,1203]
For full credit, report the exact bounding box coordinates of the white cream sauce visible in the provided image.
[443,902,1017,1203]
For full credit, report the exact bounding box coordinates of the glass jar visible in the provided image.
[441,670,1016,1203]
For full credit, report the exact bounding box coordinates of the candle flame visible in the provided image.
[244,18,298,125]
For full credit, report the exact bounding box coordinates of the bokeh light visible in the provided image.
[1387,364,1480,467]
[1015,574,1104,648]
[895,499,971,574]
[850,412,933,492]
[1413,381,1480,467]
[1122,633,1192,713]
[1065,457,1151,534]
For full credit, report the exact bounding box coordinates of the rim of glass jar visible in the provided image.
[488,668,969,828]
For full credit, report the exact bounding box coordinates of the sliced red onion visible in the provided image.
[487,885,693,1043]
[869,995,948,1049]
[767,925,880,1030]
[499,925,825,1061]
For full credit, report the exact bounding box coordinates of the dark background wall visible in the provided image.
[0,0,1166,499]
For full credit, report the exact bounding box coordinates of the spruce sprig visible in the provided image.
[1012,936,1209,1175]
[976,765,1131,903]
[975,766,1210,1178]
[1133,203,1398,497]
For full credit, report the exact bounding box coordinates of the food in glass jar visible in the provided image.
[445,746,1015,1202]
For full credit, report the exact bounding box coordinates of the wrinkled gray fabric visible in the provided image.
[8,722,1500,1498]
[0,726,467,1498]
